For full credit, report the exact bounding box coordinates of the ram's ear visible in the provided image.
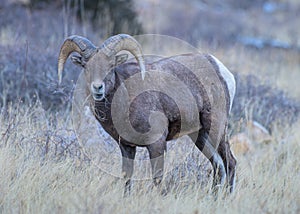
[71,55,86,68]
[115,54,128,66]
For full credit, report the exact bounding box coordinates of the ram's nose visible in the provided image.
[92,82,104,93]
[91,82,105,101]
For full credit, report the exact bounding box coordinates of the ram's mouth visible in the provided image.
[92,93,105,101]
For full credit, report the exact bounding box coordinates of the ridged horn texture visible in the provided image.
[100,34,146,79]
[58,35,97,84]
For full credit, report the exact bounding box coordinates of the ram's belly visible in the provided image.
[129,91,201,143]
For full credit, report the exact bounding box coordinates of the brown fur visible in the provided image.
[58,35,236,195]
[89,54,236,194]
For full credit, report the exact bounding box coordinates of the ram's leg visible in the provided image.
[147,139,166,187]
[218,136,237,192]
[119,143,136,196]
[146,128,168,195]
[190,129,226,191]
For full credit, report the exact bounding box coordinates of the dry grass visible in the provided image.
[0,102,299,213]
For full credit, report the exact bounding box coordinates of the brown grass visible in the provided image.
[0,102,299,213]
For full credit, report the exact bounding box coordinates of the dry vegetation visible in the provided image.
[0,0,300,213]
[0,102,299,213]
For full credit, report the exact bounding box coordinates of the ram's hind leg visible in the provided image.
[190,130,226,192]
[218,137,237,192]
[119,143,136,196]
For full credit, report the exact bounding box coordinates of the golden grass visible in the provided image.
[0,99,299,214]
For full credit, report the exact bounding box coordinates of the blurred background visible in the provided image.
[0,0,299,129]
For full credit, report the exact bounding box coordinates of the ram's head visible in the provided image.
[57,34,146,101]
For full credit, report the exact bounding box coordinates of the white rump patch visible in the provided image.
[209,55,236,112]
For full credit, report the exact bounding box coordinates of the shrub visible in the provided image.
[230,73,300,132]
[77,0,143,36]
[26,0,143,36]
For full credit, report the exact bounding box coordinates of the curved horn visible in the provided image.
[100,34,146,79]
[58,35,97,84]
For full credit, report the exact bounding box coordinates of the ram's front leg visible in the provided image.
[119,143,136,196]
[146,136,167,194]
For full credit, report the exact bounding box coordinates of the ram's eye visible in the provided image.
[71,55,86,67]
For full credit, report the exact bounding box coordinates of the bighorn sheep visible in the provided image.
[58,34,237,194]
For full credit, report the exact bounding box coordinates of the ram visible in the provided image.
[58,34,237,194]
